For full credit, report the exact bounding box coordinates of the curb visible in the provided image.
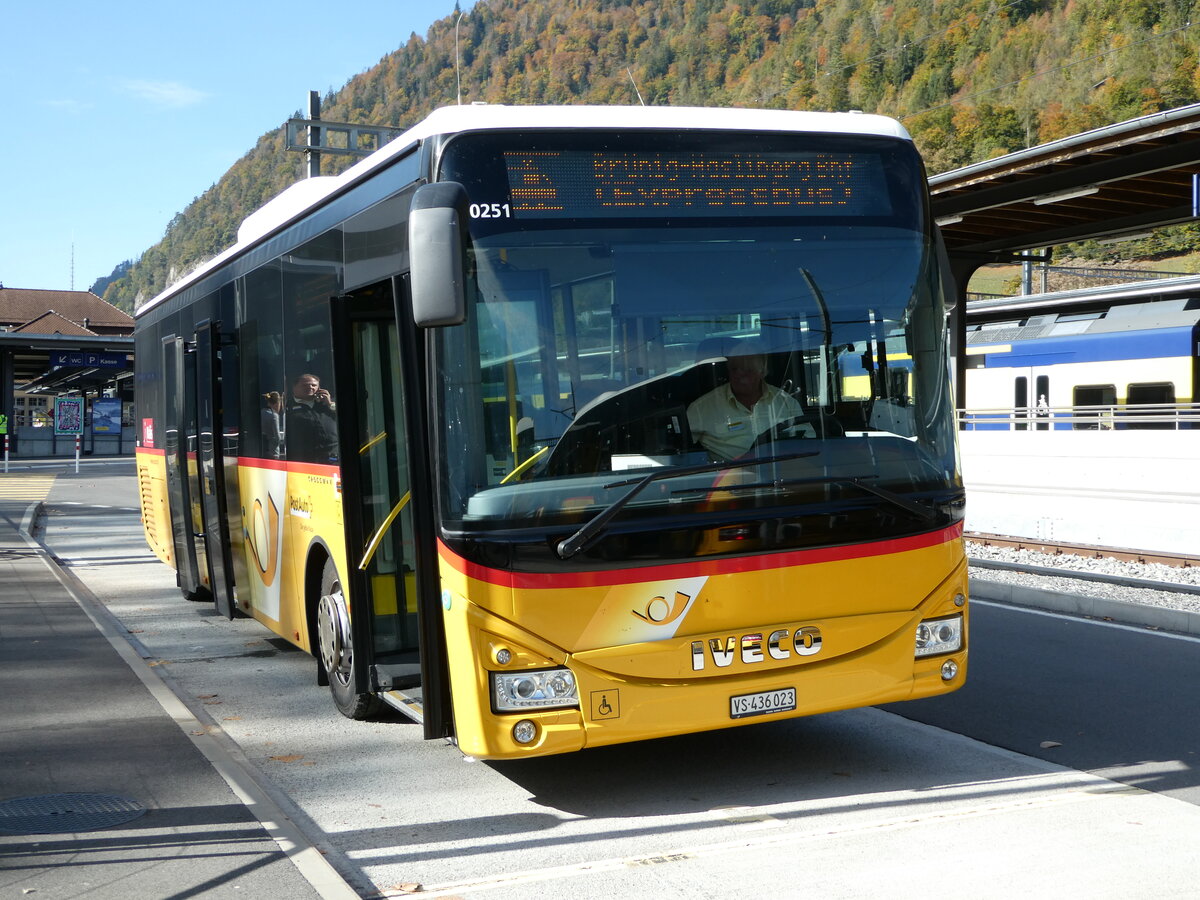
[19,501,366,900]
[970,576,1200,637]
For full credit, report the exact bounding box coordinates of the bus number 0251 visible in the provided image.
[470,203,511,219]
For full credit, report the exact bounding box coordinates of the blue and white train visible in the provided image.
[958,276,1200,557]
[963,276,1200,430]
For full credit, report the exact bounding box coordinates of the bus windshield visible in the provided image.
[434,131,960,555]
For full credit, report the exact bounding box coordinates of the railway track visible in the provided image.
[966,532,1200,600]
[968,555,1200,598]
[965,531,1199,570]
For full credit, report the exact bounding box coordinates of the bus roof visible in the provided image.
[139,104,911,316]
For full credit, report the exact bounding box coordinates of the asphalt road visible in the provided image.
[884,599,1200,806]
[13,459,1200,898]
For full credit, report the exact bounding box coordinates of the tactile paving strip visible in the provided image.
[0,793,146,834]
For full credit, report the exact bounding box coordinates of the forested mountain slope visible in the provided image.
[100,0,1200,309]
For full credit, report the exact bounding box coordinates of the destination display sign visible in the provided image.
[501,150,889,218]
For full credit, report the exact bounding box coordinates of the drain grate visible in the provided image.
[0,793,146,835]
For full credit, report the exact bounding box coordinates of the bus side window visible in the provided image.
[239,262,285,460]
[283,232,344,463]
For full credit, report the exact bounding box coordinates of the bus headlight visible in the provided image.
[492,668,579,712]
[915,615,963,658]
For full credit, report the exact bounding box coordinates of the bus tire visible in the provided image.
[184,584,212,603]
[316,558,381,720]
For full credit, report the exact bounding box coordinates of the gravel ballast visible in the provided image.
[967,540,1200,619]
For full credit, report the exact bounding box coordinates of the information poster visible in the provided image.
[91,398,123,434]
[54,397,85,435]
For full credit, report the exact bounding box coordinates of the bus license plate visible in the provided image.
[730,687,796,719]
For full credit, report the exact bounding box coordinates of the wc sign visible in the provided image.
[51,351,128,369]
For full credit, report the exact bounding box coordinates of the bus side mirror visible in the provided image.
[409,182,469,327]
[934,225,958,313]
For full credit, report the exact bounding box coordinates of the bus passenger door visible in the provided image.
[331,279,451,740]
[162,335,205,602]
[194,320,237,619]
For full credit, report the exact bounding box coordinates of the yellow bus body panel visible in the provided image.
[440,527,968,759]
[139,446,966,762]
[136,448,174,567]
[236,459,347,653]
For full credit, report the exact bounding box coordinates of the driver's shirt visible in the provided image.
[686,382,803,460]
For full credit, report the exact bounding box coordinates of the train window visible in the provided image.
[1073,384,1115,430]
[1123,382,1176,430]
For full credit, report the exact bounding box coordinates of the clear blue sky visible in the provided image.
[0,1,463,293]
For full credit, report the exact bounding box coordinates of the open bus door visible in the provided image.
[161,335,206,602]
[194,320,237,619]
[329,278,452,741]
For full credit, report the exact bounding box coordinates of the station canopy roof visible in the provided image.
[0,288,134,393]
[931,102,1200,267]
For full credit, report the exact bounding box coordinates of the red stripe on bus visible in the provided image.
[438,522,964,590]
[137,453,335,475]
[236,456,291,472]
[235,457,338,476]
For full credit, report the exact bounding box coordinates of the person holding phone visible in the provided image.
[287,373,339,463]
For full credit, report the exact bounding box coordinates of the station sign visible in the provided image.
[50,351,130,369]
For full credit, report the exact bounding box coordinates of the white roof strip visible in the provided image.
[140,104,912,315]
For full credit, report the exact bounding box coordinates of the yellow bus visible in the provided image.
[135,104,968,759]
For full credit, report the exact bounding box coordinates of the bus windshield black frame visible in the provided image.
[431,129,959,566]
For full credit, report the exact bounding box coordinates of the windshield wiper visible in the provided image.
[670,474,942,524]
[841,477,940,523]
[555,451,818,560]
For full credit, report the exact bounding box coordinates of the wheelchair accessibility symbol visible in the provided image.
[590,690,620,721]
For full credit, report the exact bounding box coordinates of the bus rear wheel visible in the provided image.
[316,559,381,719]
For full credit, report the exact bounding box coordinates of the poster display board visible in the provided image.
[91,398,123,434]
[54,397,85,435]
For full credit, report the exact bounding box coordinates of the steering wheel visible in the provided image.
[750,413,844,450]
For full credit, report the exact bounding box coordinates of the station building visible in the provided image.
[0,286,134,457]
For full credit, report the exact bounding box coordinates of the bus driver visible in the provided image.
[686,346,804,460]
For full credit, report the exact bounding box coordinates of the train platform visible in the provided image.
[0,499,356,899]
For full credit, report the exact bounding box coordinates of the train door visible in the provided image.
[194,320,238,619]
[1013,371,1030,430]
[1013,370,1052,431]
[161,335,206,602]
[329,277,451,740]
[1034,373,1050,430]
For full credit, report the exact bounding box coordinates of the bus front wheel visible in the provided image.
[316,559,381,719]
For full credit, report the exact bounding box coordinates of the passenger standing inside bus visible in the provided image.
[287,373,339,463]
[261,391,284,459]
[687,347,803,460]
